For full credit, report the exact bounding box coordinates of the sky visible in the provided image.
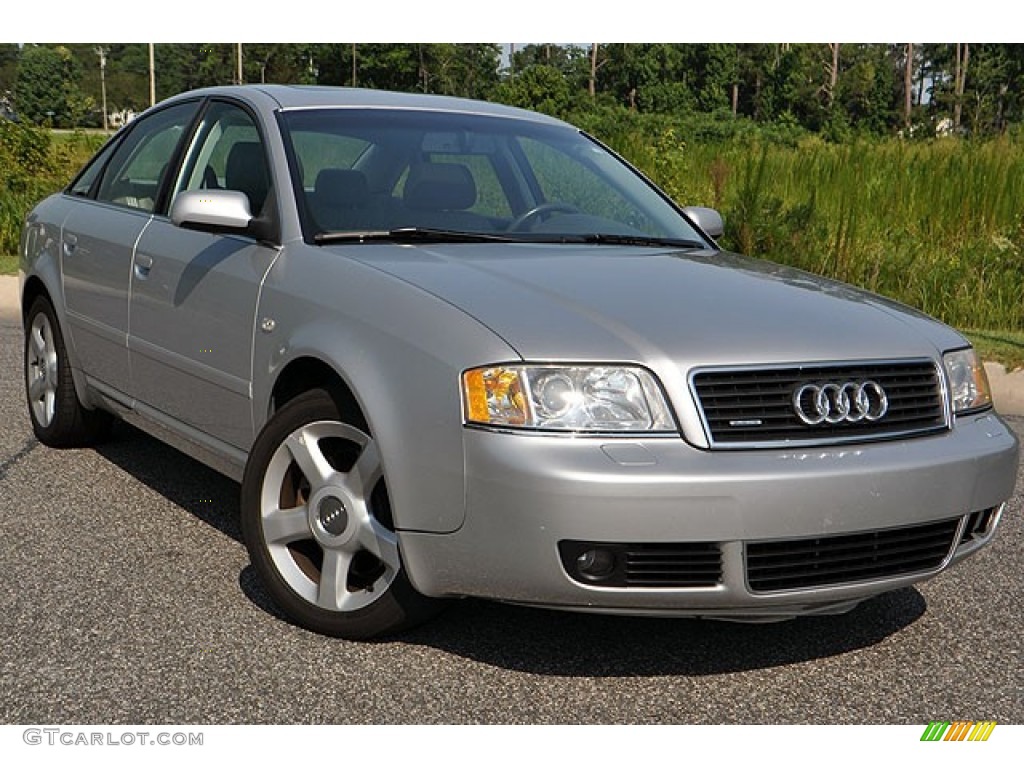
[5,1,1015,43]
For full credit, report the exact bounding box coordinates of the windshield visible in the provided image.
[280,108,707,245]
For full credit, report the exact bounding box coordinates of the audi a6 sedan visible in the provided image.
[20,85,1018,638]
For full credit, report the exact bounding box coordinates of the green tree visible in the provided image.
[834,44,900,134]
[600,44,663,110]
[310,44,499,98]
[630,44,694,113]
[732,44,776,119]
[761,44,831,130]
[315,44,418,91]
[511,44,573,72]
[492,64,576,116]
[14,45,89,126]
[961,44,1022,134]
[694,44,739,113]
[420,43,500,98]
[0,44,20,100]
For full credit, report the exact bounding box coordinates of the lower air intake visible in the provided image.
[746,518,960,592]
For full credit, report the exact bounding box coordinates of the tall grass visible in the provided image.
[611,132,1024,331]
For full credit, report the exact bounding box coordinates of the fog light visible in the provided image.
[576,548,617,580]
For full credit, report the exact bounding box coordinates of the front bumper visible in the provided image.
[399,411,1018,618]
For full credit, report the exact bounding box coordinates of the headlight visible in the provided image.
[943,348,992,414]
[462,365,676,432]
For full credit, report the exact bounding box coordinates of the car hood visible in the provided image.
[339,243,966,367]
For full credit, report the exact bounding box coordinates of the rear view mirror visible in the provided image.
[170,189,253,232]
[683,206,724,239]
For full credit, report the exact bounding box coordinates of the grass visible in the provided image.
[610,133,1024,332]
[966,329,1024,371]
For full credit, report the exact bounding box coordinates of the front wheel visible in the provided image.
[240,389,443,639]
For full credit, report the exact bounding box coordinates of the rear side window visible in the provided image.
[67,138,120,198]
[95,101,198,211]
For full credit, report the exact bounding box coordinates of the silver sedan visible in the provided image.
[20,85,1019,638]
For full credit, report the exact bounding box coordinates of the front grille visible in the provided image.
[745,518,960,592]
[692,359,947,448]
[559,541,722,588]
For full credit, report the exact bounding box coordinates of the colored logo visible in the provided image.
[921,721,996,741]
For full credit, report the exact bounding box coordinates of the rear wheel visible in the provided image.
[24,295,111,447]
[240,388,443,639]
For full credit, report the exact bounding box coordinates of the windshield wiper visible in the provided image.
[314,227,519,245]
[573,233,709,249]
[314,228,710,250]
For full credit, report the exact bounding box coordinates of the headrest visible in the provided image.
[403,163,477,211]
[224,141,269,212]
[225,142,264,179]
[314,169,370,208]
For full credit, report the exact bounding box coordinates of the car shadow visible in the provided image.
[96,422,928,677]
[392,587,927,677]
[234,563,927,677]
[173,237,249,307]
[94,421,243,544]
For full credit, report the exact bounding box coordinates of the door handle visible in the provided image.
[134,253,154,279]
[62,233,77,258]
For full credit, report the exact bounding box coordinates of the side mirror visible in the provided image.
[683,206,724,240]
[170,189,253,232]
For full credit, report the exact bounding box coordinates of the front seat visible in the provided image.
[224,141,270,215]
[310,168,372,231]
[402,162,487,230]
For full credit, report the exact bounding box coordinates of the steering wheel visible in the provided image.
[508,202,580,232]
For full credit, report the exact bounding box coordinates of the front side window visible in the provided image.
[173,101,271,216]
[95,101,198,211]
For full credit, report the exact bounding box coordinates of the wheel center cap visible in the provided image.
[317,497,349,537]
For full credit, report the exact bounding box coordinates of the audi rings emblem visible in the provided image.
[792,380,889,425]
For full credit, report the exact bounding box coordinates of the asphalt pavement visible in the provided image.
[0,278,1022,724]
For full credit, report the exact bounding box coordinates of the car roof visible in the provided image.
[162,84,572,128]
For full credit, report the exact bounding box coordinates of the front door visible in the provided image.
[128,100,279,450]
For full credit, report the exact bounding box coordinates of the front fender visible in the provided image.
[252,246,518,533]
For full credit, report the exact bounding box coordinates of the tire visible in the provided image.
[240,388,443,639]
[24,295,112,447]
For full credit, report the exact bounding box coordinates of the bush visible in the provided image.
[0,122,101,269]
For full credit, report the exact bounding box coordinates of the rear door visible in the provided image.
[61,101,199,394]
